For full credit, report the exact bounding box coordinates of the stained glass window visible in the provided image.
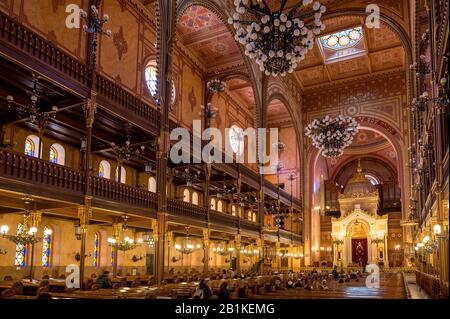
[93,233,100,267]
[99,163,105,177]
[49,146,58,164]
[145,61,158,98]
[320,26,363,50]
[24,137,35,157]
[42,226,51,267]
[148,177,157,193]
[145,61,176,106]
[110,250,115,266]
[15,224,26,267]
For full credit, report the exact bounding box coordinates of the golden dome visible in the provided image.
[343,159,377,196]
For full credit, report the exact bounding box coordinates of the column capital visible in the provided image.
[29,210,42,228]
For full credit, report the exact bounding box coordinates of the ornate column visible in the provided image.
[234,234,241,273]
[202,228,210,273]
[111,222,122,277]
[28,210,42,280]
[77,203,91,288]
[154,0,177,284]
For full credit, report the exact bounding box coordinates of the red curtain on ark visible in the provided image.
[351,238,368,266]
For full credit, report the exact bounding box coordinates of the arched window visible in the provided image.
[15,224,26,267]
[252,212,257,222]
[365,174,380,186]
[217,200,223,212]
[247,211,252,221]
[148,177,157,193]
[210,198,216,210]
[98,160,111,179]
[183,189,190,203]
[49,143,65,165]
[231,205,237,216]
[93,233,100,267]
[145,60,158,98]
[115,166,126,184]
[24,135,40,158]
[110,250,115,266]
[145,60,176,106]
[192,192,199,205]
[41,226,52,267]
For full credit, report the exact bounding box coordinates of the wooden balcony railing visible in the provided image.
[0,12,89,93]
[279,229,302,243]
[167,198,208,221]
[0,149,84,193]
[240,218,260,233]
[94,74,160,133]
[90,176,158,210]
[209,210,239,229]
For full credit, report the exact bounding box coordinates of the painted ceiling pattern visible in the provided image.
[178,5,222,34]
[296,16,405,88]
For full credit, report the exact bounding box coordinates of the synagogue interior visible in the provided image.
[0,0,448,300]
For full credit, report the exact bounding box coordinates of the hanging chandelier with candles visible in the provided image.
[1,212,51,246]
[228,0,326,77]
[213,242,235,256]
[110,125,145,162]
[207,77,227,94]
[107,236,141,251]
[174,227,201,255]
[305,115,358,158]
[6,74,58,127]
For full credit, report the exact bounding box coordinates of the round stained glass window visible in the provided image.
[145,61,176,107]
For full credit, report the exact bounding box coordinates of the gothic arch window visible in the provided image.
[145,60,158,98]
[41,226,52,267]
[231,205,237,216]
[93,232,100,268]
[148,176,157,193]
[115,166,126,184]
[15,224,26,267]
[49,143,65,165]
[144,60,176,106]
[98,160,111,179]
[192,192,199,205]
[24,135,40,158]
[210,198,216,210]
[183,188,190,203]
[217,200,223,212]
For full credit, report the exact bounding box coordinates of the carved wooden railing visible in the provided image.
[240,218,260,233]
[90,176,158,210]
[0,12,89,92]
[0,149,84,193]
[279,229,302,243]
[94,74,160,133]
[209,210,239,229]
[167,198,208,221]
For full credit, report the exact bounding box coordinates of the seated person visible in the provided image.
[95,270,112,289]
[331,266,339,279]
[320,279,329,290]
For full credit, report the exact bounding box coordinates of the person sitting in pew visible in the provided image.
[95,270,112,289]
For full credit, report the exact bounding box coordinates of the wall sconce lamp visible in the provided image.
[172,256,181,263]
[132,255,145,263]
[75,252,92,261]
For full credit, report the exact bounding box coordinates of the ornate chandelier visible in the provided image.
[207,77,226,94]
[1,212,51,246]
[213,242,234,256]
[228,0,326,76]
[174,227,201,255]
[107,236,141,251]
[305,115,358,158]
[6,74,58,126]
[110,125,145,162]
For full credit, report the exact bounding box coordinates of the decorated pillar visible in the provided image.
[234,234,241,272]
[203,229,210,273]
[78,203,92,288]
[154,0,176,285]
